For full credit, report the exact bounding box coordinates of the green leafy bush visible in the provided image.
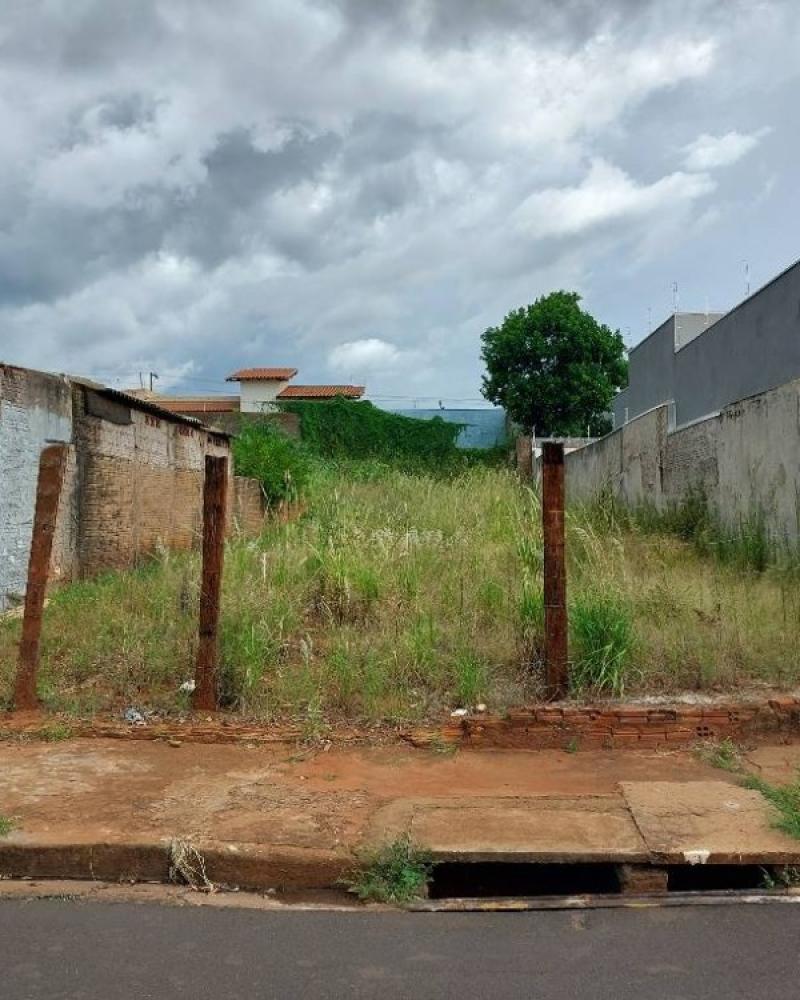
[281,397,463,470]
[231,421,312,506]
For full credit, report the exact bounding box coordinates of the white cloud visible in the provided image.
[683,129,768,171]
[329,338,418,377]
[516,159,715,238]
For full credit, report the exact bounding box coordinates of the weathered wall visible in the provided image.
[562,376,800,543]
[204,411,301,439]
[555,408,669,508]
[0,366,74,611]
[74,388,232,576]
[661,418,719,502]
[232,477,267,536]
[2,366,266,609]
[708,382,800,544]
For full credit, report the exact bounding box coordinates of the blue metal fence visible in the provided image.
[386,408,507,449]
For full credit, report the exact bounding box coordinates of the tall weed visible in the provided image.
[570,592,635,696]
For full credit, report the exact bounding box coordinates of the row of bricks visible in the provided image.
[505,706,786,724]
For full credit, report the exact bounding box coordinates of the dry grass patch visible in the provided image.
[2,463,800,725]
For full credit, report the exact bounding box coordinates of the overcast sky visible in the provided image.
[1,1,798,402]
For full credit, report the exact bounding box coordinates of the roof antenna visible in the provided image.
[647,306,652,331]
[743,260,751,297]
[672,281,679,314]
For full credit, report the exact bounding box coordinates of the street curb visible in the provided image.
[0,840,351,892]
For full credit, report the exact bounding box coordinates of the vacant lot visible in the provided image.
[2,462,799,725]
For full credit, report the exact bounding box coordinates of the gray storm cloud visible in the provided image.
[0,0,796,398]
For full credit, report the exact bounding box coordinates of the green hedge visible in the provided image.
[280,398,463,468]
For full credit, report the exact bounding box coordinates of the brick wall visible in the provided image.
[232,477,267,536]
[74,387,236,576]
[411,698,800,751]
[204,411,301,439]
[2,366,266,605]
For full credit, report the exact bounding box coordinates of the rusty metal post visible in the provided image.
[13,443,69,711]
[192,455,229,711]
[542,441,568,699]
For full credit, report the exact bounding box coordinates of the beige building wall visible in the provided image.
[239,379,290,412]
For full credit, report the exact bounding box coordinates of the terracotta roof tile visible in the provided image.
[226,367,298,381]
[277,385,365,399]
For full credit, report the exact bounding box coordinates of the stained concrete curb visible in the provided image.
[0,840,351,891]
[4,741,800,893]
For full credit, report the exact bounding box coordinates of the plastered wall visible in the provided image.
[559,377,800,544]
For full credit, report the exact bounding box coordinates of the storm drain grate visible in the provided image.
[427,862,773,900]
[667,864,768,893]
[429,862,620,899]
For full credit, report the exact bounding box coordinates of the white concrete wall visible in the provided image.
[239,380,289,412]
[559,376,800,544]
[557,405,667,509]
[0,367,73,611]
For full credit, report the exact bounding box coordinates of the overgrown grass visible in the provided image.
[570,592,635,697]
[604,487,780,574]
[0,815,14,837]
[3,463,800,723]
[342,838,433,903]
[743,774,800,841]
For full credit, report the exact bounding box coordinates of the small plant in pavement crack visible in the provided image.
[342,837,433,904]
[37,721,74,743]
[0,815,15,837]
[696,738,744,773]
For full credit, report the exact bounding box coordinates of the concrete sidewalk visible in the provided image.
[2,738,800,890]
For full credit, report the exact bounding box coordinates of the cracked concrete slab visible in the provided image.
[405,796,649,862]
[621,781,800,863]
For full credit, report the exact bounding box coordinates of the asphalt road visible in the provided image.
[3,899,800,999]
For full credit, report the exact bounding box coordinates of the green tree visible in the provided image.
[480,291,627,436]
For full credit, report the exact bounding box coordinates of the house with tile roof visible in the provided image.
[226,367,364,411]
[148,367,365,420]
